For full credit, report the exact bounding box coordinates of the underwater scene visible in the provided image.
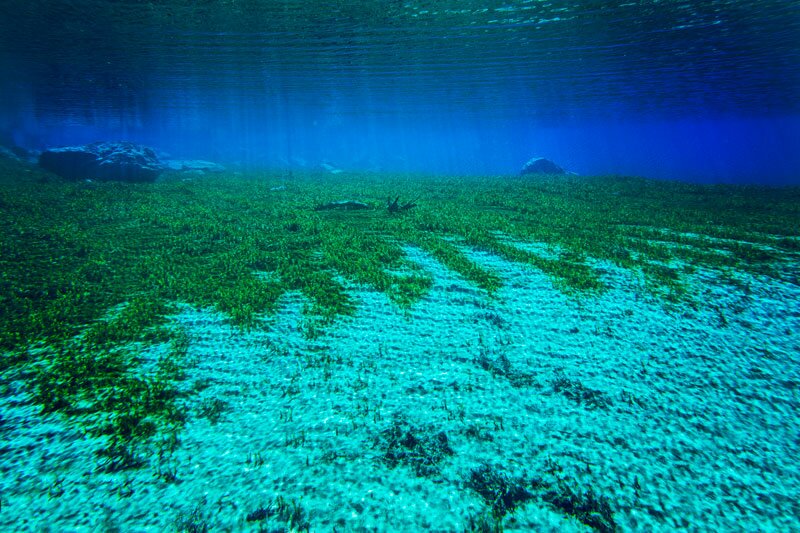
[1,1,799,531]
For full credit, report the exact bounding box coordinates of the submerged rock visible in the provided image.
[520,157,567,175]
[0,144,39,164]
[39,141,164,182]
[164,159,226,174]
[320,162,343,174]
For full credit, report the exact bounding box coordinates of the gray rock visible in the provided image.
[320,162,343,175]
[164,159,226,173]
[39,141,164,182]
[520,157,567,175]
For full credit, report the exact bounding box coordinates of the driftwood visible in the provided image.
[314,200,371,211]
[387,195,417,213]
[313,196,417,213]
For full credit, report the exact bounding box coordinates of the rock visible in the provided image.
[0,146,21,162]
[520,157,567,175]
[164,159,226,173]
[39,141,164,182]
[320,162,343,175]
[0,145,39,164]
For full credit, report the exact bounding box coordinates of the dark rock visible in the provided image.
[0,145,39,164]
[164,159,226,173]
[39,141,164,182]
[520,157,567,175]
[0,146,21,162]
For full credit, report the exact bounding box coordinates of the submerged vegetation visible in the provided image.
[1,165,799,476]
[2,169,799,353]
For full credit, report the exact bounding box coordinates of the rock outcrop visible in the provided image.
[163,159,226,174]
[520,157,567,175]
[38,142,165,182]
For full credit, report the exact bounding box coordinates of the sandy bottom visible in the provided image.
[1,246,798,531]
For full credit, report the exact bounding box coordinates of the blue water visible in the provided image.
[1,0,798,183]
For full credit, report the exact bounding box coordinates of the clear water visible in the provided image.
[2,3,800,531]
[1,0,799,181]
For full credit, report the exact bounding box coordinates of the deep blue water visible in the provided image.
[1,0,798,183]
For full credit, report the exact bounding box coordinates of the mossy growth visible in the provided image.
[377,417,455,477]
[465,462,618,532]
[466,464,535,519]
[551,371,613,409]
[542,481,617,533]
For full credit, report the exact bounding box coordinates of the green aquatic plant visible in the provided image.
[174,502,210,533]
[466,511,504,532]
[551,371,613,409]
[196,397,228,424]
[27,315,188,470]
[4,170,799,353]
[245,496,312,531]
[1,169,799,477]
[474,348,535,388]
[377,417,455,477]
[466,464,535,519]
[465,462,618,532]
[542,481,617,533]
